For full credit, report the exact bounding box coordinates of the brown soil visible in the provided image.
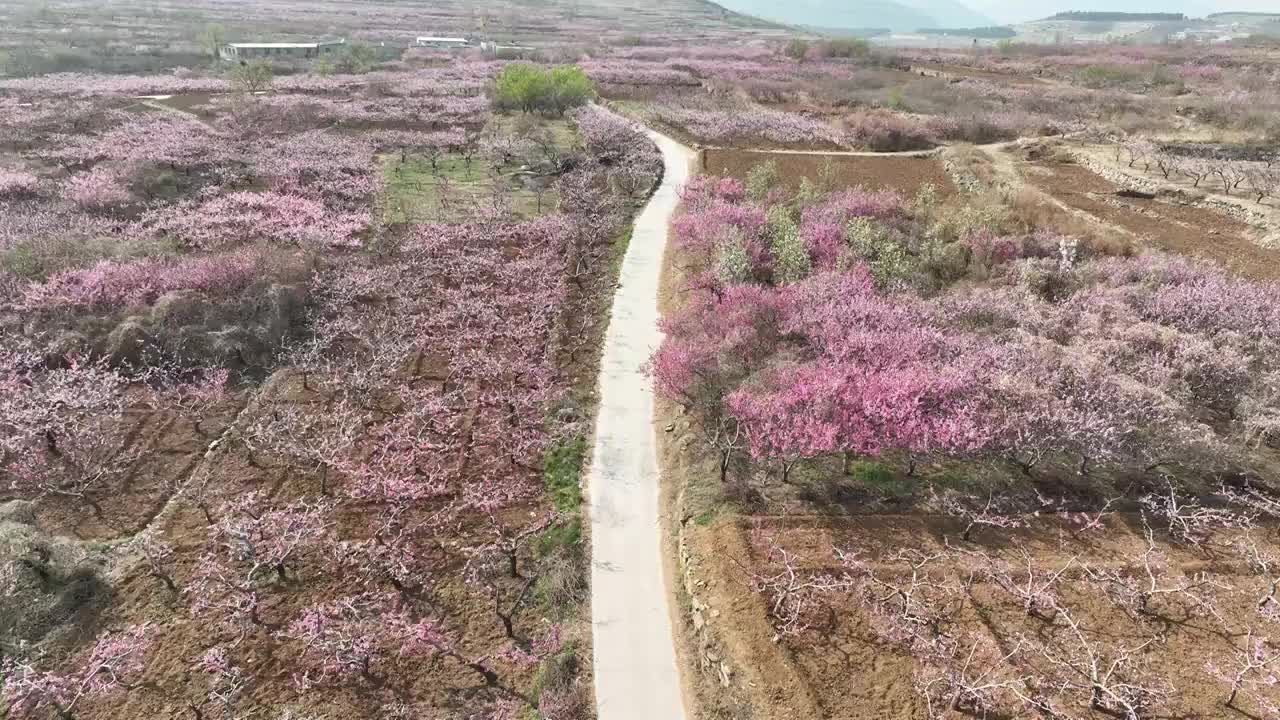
[89,400,545,719]
[1,396,244,540]
[908,63,1045,86]
[658,152,1280,720]
[1,130,646,720]
[1023,161,1280,280]
[653,120,846,153]
[702,149,956,197]
[681,509,1280,720]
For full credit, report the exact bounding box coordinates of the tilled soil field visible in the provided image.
[702,149,956,197]
[688,513,1280,720]
[1023,162,1280,280]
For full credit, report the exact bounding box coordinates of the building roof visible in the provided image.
[227,41,344,49]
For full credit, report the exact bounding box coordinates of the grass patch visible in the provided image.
[380,117,579,225]
[490,113,580,148]
[543,435,587,515]
[609,225,633,277]
[532,641,582,698]
[380,152,560,224]
[1,235,182,281]
[847,459,895,486]
[534,518,582,557]
[532,518,587,619]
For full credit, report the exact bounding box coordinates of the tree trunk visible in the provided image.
[154,572,179,594]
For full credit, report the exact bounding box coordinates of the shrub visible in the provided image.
[22,247,299,311]
[63,168,131,212]
[819,39,870,59]
[0,170,40,199]
[767,208,810,284]
[713,227,752,285]
[1075,64,1142,90]
[843,217,912,287]
[316,43,378,75]
[230,60,273,94]
[842,112,935,152]
[783,38,810,61]
[746,160,779,202]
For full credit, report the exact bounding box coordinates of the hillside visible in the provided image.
[0,0,786,74]
[1009,6,1280,44]
[712,0,993,32]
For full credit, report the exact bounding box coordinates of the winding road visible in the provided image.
[589,129,694,720]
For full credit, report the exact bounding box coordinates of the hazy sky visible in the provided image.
[967,0,1280,24]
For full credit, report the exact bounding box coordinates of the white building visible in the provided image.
[416,36,470,49]
[218,39,346,62]
[479,40,535,59]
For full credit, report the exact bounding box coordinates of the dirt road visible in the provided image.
[589,129,694,720]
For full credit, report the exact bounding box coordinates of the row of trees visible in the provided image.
[749,485,1280,718]
[0,102,661,720]
[1119,139,1280,203]
[654,176,1280,489]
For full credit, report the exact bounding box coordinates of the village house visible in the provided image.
[218,39,346,62]
[415,36,470,49]
[479,40,535,59]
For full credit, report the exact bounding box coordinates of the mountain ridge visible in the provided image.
[708,0,995,32]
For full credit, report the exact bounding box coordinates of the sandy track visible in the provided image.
[589,129,694,720]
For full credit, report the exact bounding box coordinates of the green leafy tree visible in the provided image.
[230,60,273,94]
[197,24,226,62]
[843,217,911,287]
[492,64,595,115]
[767,207,810,284]
[548,65,595,115]
[783,38,810,61]
[746,160,778,202]
[316,43,378,75]
[713,227,752,285]
[820,38,869,59]
[494,63,553,113]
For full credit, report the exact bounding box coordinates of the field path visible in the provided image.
[588,129,694,720]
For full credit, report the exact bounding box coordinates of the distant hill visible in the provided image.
[1208,11,1280,19]
[919,25,1016,37]
[1027,1,1214,20]
[710,0,994,32]
[1049,11,1185,21]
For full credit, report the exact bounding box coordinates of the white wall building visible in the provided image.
[479,40,535,59]
[416,36,470,49]
[219,39,346,62]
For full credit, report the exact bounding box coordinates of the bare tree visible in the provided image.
[934,488,1026,543]
[1206,628,1280,714]
[983,547,1079,622]
[914,633,1031,719]
[1033,601,1174,719]
[1086,527,1230,625]
[1140,480,1251,546]
[744,534,836,637]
